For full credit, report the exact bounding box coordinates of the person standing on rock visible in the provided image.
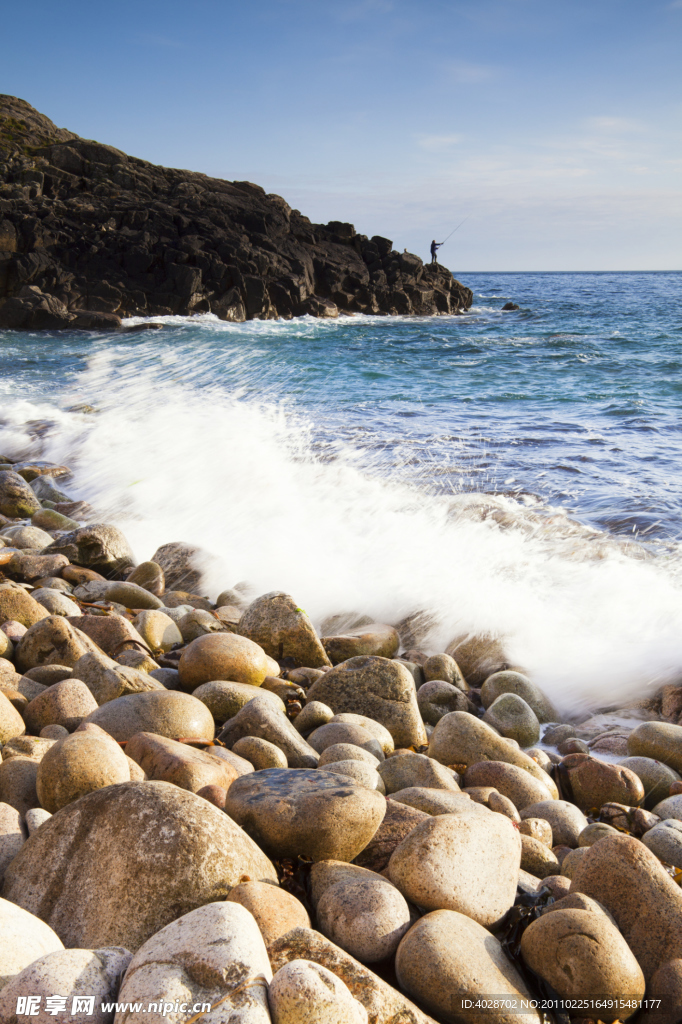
[430,239,443,264]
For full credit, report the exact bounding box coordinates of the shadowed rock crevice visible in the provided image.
[0,95,473,330]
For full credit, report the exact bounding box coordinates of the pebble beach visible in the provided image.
[2,458,682,1024]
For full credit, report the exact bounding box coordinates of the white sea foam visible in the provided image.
[2,336,682,718]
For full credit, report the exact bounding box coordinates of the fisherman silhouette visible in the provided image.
[430,239,443,264]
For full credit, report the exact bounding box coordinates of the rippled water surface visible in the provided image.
[1,270,682,713]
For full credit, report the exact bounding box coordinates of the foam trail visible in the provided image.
[2,338,682,717]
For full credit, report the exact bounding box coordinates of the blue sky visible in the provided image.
[2,0,681,269]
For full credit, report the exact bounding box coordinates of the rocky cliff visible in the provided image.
[0,96,472,330]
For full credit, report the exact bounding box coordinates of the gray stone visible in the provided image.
[0,801,24,882]
[628,721,682,774]
[239,591,331,668]
[0,756,38,816]
[82,690,215,742]
[0,897,64,989]
[36,728,131,812]
[307,721,384,761]
[31,587,81,616]
[224,767,386,862]
[150,542,202,593]
[3,781,277,952]
[321,622,399,664]
[620,756,681,810]
[395,909,541,1024]
[268,959,368,1024]
[306,656,426,748]
[389,787,473,816]
[44,524,136,575]
[481,670,558,723]
[422,653,466,689]
[25,807,51,833]
[428,712,558,795]
[445,633,511,685]
[0,690,25,744]
[318,743,380,768]
[15,616,102,673]
[483,693,540,747]
[0,947,132,1024]
[1,524,53,549]
[192,678,285,722]
[642,819,682,867]
[520,800,588,847]
[317,877,411,963]
[521,908,645,1020]
[652,795,682,821]
[320,760,386,793]
[114,902,272,1024]
[292,699,334,736]
[388,805,521,926]
[417,679,473,724]
[103,581,163,610]
[232,734,289,770]
[24,678,98,733]
[353,799,430,873]
[218,694,319,767]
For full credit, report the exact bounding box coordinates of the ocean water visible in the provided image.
[1,270,681,715]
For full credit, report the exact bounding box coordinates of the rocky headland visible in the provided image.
[1,458,682,1021]
[0,96,473,331]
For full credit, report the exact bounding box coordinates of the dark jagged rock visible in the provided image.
[0,96,472,328]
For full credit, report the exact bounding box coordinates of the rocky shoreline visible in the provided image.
[0,96,473,332]
[1,457,682,1022]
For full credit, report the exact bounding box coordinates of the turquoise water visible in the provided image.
[1,270,682,712]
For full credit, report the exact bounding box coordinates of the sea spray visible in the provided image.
[1,327,682,717]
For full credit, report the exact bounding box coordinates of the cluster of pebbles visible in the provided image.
[2,459,682,1024]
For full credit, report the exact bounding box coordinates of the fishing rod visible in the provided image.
[440,216,469,246]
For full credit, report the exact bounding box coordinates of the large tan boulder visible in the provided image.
[238,591,331,668]
[227,880,311,946]
[0,689,25,743]
[463,761,554,810]
[114,902,272,1024]
[24,678,98,733]
[353,799,430,873]
[0,756,39,816]
[224,767,386,862]
[68,613,149,658]
[428,712,558,796]
[445,633,511,685]
[178,632,277,689]
[377,752,460,794]
[306,656,427,748]
[480,670,558,722]
[269,959,368,1024]
[0,583,50,628]
[192,678,285,722]
[82,690,215,742]
[268,927,436,1024]
[521,908,645,1020]
[43,523,136,575]
[2,781,278,951]
[388,805,521,927]
[72,650,165,704]
[36,728,131,812]
[15,616,102,672]
[570,834,682,978]
[0,897,64,989]
[627,722,682,774]
[125,731,240,793]
[395,909,541,1024]
[322,623,399,664]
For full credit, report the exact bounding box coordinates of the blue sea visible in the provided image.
[1,270,682,713]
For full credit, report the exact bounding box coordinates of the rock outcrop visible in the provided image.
[0,95,473,329]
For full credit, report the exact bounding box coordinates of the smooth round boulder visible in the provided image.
[652,795,682,821]
[520,800,588,847]
[464,761,553,810]
[0,584,49,628]
[132,609,182,652]
[579,821,619,847]
[318,743,380,768]
[178,632,275,688]
[481,669,558,723]
[417,679,472,724]
[1,524,53,549]
[15,616,100,673]
[82,690,215,742]
[218,695,319,768]
[226,881,310,946]
[620,756,681,810]
[3,781,277,952]
[192,678,285,722]
[388,806,521,926]
[422,653,466,688]
[521,834,561,878]
[568,833,682,979]
[0,690,25,743]
[268,959,368,1024]
[395,909,541,1024]
[239,591,331,668]
[233,735,288,770]
[321,622,399,664]
[389,787,473,816]
[306,656,426,749]
[293,700,334,736]
[0,470,42,518]
[627,721,682,774]
[429,712,558,795]
[24,678,98,733]
[320,760,386,793]
[317,877,411,963]
[0,897,64,989]
[642,819,682,867]
[36,729,131,812]
[562,753,645,811]
[307,721,384,760]
[483,693,540,747]
[521,908,645,1020]
[445,633,510,685]
[127,560,165,595]
[30,588,81,617]
[224,768,386,862]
